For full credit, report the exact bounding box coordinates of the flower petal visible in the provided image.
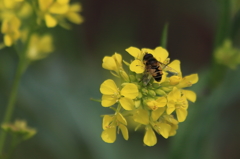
[184,74,199,85]
[116,113,127,125]
[167,60,182,77]
[120,83,138,99]
[156,123,171,139]
[119,97,134,110]
[155,96,167,107]
[182,90,197,102]
[126,46,141,59]
[167,87,180,101]
[102,115,114,130]
[129,60,145,73]
[151,107,166,121]
[153,47,169,63]
[101,95,117,107]
[101,128,116,143]
[144,127,157,146]
[133,109,149,125]
[45,14,57,27]
[102,56,117,71]
[49,2,69,14]
[176,108,188,122]
[113,53,122,67]
[119,124,129,140]
[167,101,175,114]
[100,79,118,95]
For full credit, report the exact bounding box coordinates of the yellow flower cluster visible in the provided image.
[214,39,240,69]
[2,120,36,140]
[100,46,198,146]
[0,0,83,60]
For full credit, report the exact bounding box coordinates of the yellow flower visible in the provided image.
[26,34,54,61]
[38,0,83,28]
[126,46,169,74]
[102,53,122,71]
[2,120,36,140]
[214,39,240,69]
[65,3,84,24]
[167,60,198,103]
[167,87,188,122]
[102,53,129,81]
[147,97,167,110]
[1,16,21,46]
[100,79,138,110]
[101,113,128,143]
[97,46,198,146]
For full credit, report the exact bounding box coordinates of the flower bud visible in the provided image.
[137,92,143,98]
[155,89,166,96]
[135,100,141,108]
[148,90,156,97]
[141,88,148,95]
[161,86,173,93]
[152,83,160,88]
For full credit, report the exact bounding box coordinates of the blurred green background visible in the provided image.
[1,0,240,159]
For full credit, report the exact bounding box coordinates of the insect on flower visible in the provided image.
[142,53,179,85]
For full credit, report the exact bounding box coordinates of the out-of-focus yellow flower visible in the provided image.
[167,87,188,122]
[100,79,138,110]
[1,16,21,46]
[2,120,36,140]
[65,3,83,24]
[37,0,83,28]
[214,39,240,69]
[26,34,54,61]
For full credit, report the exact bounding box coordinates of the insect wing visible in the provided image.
[142,72,152,85]
[160,63,179,76]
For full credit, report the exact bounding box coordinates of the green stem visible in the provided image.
[160,23,169,48]
[0,59,26,156]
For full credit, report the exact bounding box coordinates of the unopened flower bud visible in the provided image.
[148,90,156,97]
[155,89,166,96]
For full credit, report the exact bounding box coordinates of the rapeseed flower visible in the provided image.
[97,46,198,146]
[37,0,83,28]
[2,120,36,140]
[26,34,54,61]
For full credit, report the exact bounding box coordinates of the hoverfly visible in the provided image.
[142,53,179,85]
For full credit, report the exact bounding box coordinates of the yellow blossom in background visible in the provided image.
[37,0,83,28]
[214,39,240,69]
[1,16,21,46]
[1,120,36,140]
[98,46,198,146]
[26,34,54,61]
